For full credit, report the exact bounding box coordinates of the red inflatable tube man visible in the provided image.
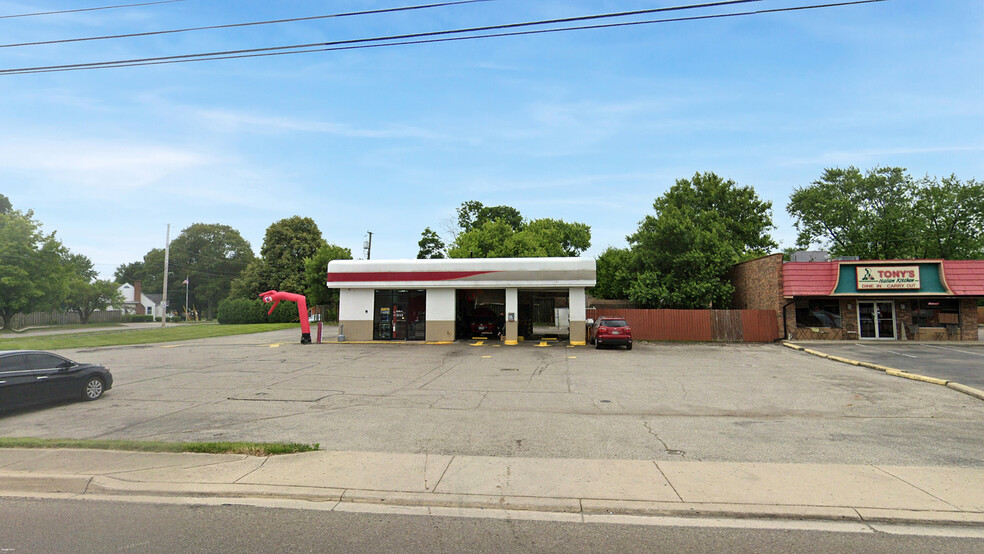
[259,290,311,344]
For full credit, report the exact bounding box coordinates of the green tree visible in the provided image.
[787,167,919,259]
[167,223,254,318]
[0,199,70,330]
[447,218,591,258]
[113,260,147,285]
[417,227,446,259]
[304,243,353,306]
[229,216,326,299]
[624,172,776,308]
[63,255,123,324]
[455,201,524,234]
[591,247,633,299]
[914,175,984,259]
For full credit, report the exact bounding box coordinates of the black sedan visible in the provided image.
[0,350,113,411]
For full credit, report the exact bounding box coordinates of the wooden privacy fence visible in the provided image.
[585,308,780,342]
[2,310,124,330]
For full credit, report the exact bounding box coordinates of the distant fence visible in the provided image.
[585,308,780,342]
[978,307,984,324]
[2,310,124,330]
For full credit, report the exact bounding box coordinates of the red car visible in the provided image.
[588,317,632,350]
[469,307,499,338]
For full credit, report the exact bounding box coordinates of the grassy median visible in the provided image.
[0,437,319,456]
[0,323,299,350]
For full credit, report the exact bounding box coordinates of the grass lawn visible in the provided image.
[0,437,319,456]
[0,323,299,350]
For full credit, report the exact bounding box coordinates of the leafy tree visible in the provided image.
[417,227,446,259]
[623,172,776,308]
[63,255,123,324]
[0,199,71,330]
[304,243,353,306]
[591,247,633,300]
[914,175,984,259]
[447,218,591,258]
[167,223,254,318]
[455,201,524,234]
[627,203,738,308]
[114,260,147,285]
[787,167,919,259]
[229,216,326,299]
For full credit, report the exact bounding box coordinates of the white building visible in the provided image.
[118,282,162,319]
[327,258,596,344]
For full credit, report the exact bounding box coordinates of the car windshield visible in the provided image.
[601,319,628,328]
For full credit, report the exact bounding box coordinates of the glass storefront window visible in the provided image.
[913,299,959,327]
[795,299,841,328]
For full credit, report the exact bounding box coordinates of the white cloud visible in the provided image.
[0,137,216,193]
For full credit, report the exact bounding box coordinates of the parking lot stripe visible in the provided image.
[923,344,984,357]
[470,340,485,347]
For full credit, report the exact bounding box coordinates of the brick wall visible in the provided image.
[729,254,785,334]
[960,299,978,341]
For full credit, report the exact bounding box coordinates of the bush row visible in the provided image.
[217,298,299,324]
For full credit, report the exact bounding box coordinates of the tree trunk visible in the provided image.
[1,311,13,331]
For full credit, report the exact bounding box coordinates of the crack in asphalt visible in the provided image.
[643,418,686,457]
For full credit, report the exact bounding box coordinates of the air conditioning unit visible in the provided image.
[790,251,829,262]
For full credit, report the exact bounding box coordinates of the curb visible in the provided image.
[3,472,983,527]
[782,342,984,401]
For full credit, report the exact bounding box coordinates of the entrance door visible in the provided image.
[858,301,896,339]
[373,290,426,341]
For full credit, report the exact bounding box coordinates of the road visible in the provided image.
[795,342,984,389]
[3,329,983,466]
[1,497,983,554]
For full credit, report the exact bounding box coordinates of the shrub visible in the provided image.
[218,298,300,324]
[218,299,268,324]
[125,315,156,323]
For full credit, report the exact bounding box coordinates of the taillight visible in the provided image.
[599,327,608,333]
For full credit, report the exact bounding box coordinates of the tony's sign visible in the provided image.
[856,266,920,290]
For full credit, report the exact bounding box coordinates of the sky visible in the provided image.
[1,0,982,280]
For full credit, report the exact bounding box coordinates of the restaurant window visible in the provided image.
[913,299,959,327]
[795,299,841,328]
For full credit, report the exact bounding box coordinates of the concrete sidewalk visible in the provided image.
[2,448,983,526]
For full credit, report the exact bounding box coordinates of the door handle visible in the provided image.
[36,376,48,380]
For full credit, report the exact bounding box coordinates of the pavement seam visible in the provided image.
[652,461,684,502]
[233,455,270,484]
[782,341,984,402]
[870,466,962,512]
[430,455,455,493]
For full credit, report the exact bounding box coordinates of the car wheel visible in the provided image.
[626,342,632,351]
[82,377,104,401]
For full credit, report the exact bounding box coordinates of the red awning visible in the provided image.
[782,262,839,297]
[942,261,984,296]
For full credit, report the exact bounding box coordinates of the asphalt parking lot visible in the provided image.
[794,342,984,389]
[3,328,983,467]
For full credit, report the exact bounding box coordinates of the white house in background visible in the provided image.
[118,281,162,319]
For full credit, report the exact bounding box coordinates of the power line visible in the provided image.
[0,0,765,74]
[0,0,184,20]
[0,0,891,76]
[0,0,494,49]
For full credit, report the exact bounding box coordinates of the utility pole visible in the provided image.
[161,224,170,328]
[184,275,189,322]
[364,231,373,260]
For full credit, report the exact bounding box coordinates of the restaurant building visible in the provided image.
[326,258,596,344]
[730,254,984,341]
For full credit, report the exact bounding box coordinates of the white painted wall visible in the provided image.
[569,287,586,321]
[339,288,374,321]
[425,288,456,321]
